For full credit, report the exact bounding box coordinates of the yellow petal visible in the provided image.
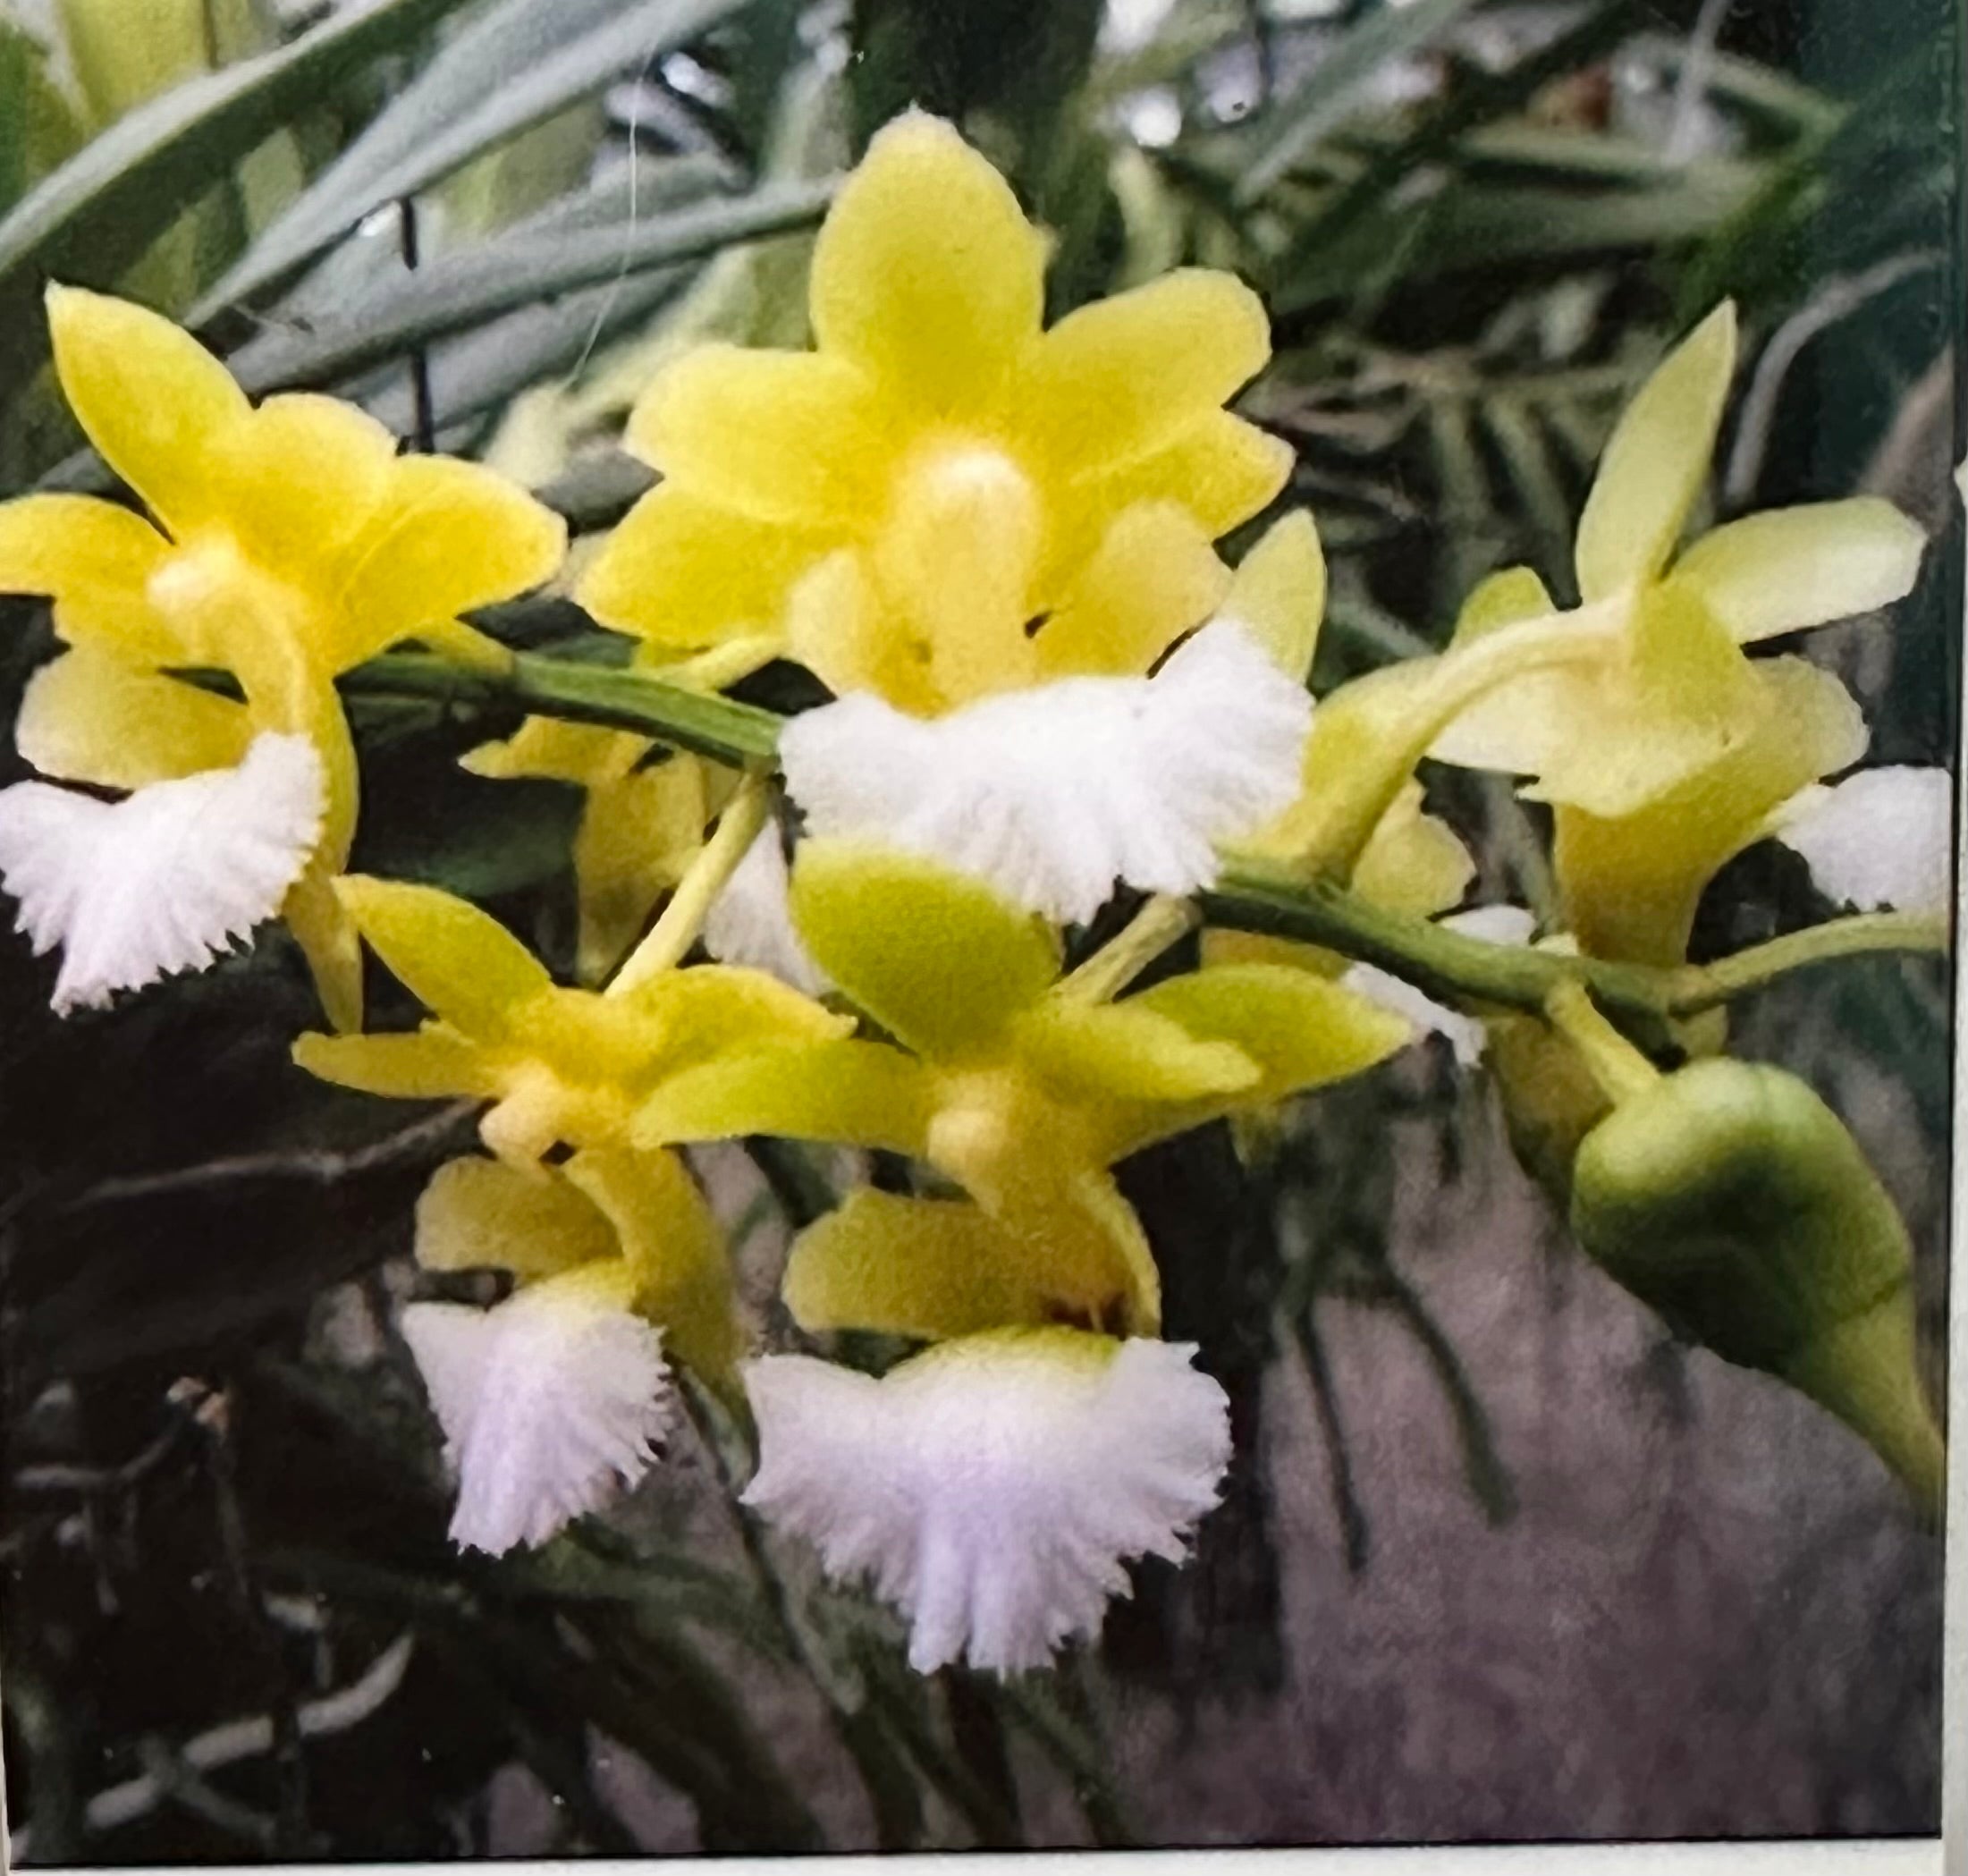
[415,1153,615,1279]
[1107,962,1410,1157]
[571,758,707,984]
[790,841,1059,1060]
[1668,496,1926,643]
[0,494,179,663]
[1016,999,1258,1106]
[327,455,565,672]
[782,1187,1121,1341]
[202,393,397,586]
[46,284,249,538]
[1064,411,1293,571]
[1023,269,1271,483]
[1555,656,1867,965]
[636,1038,933,1156]
[783,549,941,712]
[1352,782,1476,917]
[1575,302,1736,603]
[578,484,832,651]
[1035,501,1229,679]
[464,717,646,789]
[291,1024,491,1098]
[334,875,551,1037]
[808,111,1046,414]
[283,868,366,1034]
[629,345,884,527]
[15,647,250,787]
[625,961,852,1069]
[1451,563,1555,643]
[562,1146,740,1384]
[1220,509,1325,680]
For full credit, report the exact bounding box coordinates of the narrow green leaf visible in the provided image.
[0,0,472,308]
[198,0,755,316]
[228,178,833,395]
[1234,0,1483,205]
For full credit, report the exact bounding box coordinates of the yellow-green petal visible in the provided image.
[636,1038,933,1156]
[1035,501,1229,679]
[807,111,1046,415]
[1220,509,1325,680]
[1016,998,1258,1106]
[1451,563,1555,644]
[1668,496,1926,644]
[46,285,251,539]
[790,841,1060,1061]
[782,1187,1120,1341]
[291,1025,490,1098]
[415,1153,615,1278]
[334,876,551,1037]
[627,961,853,1069]
[15,647,251,788]
[1575,302,1736,604]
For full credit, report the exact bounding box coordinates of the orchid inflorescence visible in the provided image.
[0,113,1948,1677]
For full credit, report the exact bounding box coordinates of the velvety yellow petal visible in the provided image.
[415,1153,615,1278]
[635,1038,933,1156]
[46,284,249,538]
[1106,962,1410,1157]
[1668,497,1926,644]
[291,1024,491,1098]
[1575,302,1736,603]
[1035,501,1229,679]
[1220,510,1325,680]
[15,647,250,787]
[629,345,885,527]
[578,484,831,651]
[1068,411,1294,569]
[1555,656,1867,965]
[334,875,551,1037]
[563,1146,740,1383]
[790,841,1059,1060]
[328,456,565,672]
[807,111,1046,414]
[1023,269,1271,483]
[464,717,646,789]
[0,494,179,663]
[782,1187,1120,1341]
[283,868,366,1035]
[783,549,941,711]
[1017,999,1257,1106]
[203,393,397,584]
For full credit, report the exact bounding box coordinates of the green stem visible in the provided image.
[1668,912,1949,1013]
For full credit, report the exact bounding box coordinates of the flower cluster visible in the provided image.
[0,112,1946,1674]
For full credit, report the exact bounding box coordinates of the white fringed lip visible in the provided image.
[742,1329,1231,1674]
[780,621,1311,925]
[402,1272,673,1556]
[0,731,325,1013]
[702,825,832,994]
[1774,765,1952,917]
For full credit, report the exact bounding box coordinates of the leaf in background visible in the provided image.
[0,17,86,219]
[0,0,475,357]
[227,177,833,397]
[1233,0,1484,206]
[198,0,757,317]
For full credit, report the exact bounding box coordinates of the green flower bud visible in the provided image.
[1570,1057,1943,1520]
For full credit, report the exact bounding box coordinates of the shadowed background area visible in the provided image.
[0,0,1955,1856]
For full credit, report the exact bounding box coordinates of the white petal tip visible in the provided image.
[743,1331,1230,1674]
[0,731,325,1014]
[781,621,1310,924]
[1775,766,1952,917]
[403,1280,672,1556]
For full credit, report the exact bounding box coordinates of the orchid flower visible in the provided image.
[405,1145,739,1555]
[292,874,848,1170]
[0,288,564,1027]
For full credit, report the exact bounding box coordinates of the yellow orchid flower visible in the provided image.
[0,288,565,1028]
[404,1145,740,1555]
[579,110,1290,713]
[636,841,1410,1334]
[291,875,849,1170]
[1429,303,1925,820]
